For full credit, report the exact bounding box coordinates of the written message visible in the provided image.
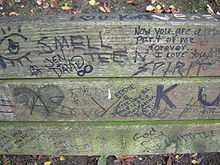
[0,123,219,154]
[0,14,219,78]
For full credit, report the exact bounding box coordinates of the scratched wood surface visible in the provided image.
[0,121,220,155]
[0,14,219,78]
[0,13,220,155]
[0,78,219,121]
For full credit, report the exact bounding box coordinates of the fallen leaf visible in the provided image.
[89,0,96,5]
[59,156,65,161]
[42,2,49,9]
[175,155,180,160]
[146,5,155,12]
[99,6,107,12]
[191,153,198,158]
[191,159,197,164]
[207,4,215,14]
[61,3,72,11]
[151,0,158,5]
[30,8,34,13]
[36,0,43,5]
[44,162,51,165]
[169,5,175,9]
[155,4,162,10]
[115,155,136,159]
[99,3,110,13]
[89,0,100,5]
[50,0,57,8]
[127,0,139,5]
[155,8,163,13]
[9,11,20,16]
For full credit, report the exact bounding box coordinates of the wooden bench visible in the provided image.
[0,13,219,155]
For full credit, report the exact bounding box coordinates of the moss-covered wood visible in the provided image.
[0,121,220,155]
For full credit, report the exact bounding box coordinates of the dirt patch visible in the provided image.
[0,0,219,16]
[107,153,220,165]
[0,155,99,165]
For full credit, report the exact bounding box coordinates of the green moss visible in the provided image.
[1,119,220,127]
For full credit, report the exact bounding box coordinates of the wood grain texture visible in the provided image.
[0,78,219,121]
[0,14,219,155]
[0,121,220,155]
[0,14,219,78]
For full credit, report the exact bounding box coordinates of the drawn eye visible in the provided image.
[8,39,19,54]
[0,27,32,69]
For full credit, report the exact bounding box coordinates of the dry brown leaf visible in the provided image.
[42,2,49,9]
[9,11,20,16]
[155,8,163,13]
[155,4,162,10]
[175,155,180,160]
[115,155,136,159]
[207,4,215,14]
[99,6,107,13]
[61,3,72,11]
[50,0,57,8]
[30,8,34,13]
[127,0,139,5]
[191,153,198,158]
[36,0,43,5]
[99,3,110,13]
[146,5,155,12]
[151,0,158,5]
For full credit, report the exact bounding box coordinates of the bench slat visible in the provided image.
[0,121,219,155]
[0,14,219,78]
[0,78,219,121]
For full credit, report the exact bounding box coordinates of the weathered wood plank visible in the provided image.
[0,121,220,155]
[0,78,219,121]
[0,14,219,78]
[0,14,220,155]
